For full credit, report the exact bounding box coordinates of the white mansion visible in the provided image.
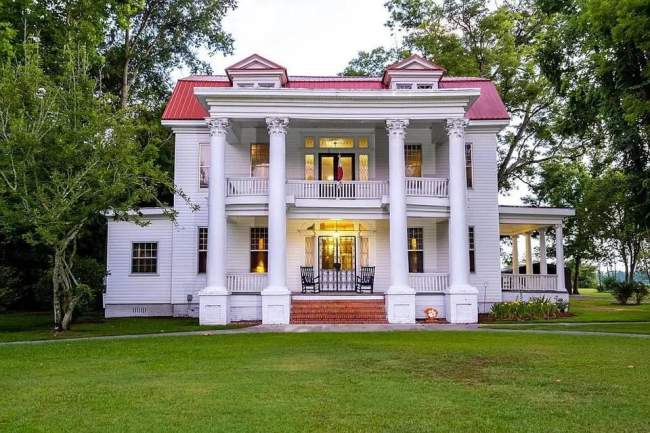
[104,54,573,325]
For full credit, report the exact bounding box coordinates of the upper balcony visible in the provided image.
[225,177,449,213]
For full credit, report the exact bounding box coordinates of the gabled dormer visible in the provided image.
[382,54,446,90]
[225,54,288,89]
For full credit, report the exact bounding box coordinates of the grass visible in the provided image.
[482,288,650,334]
[1,331,649,433]
[0,312,249,343]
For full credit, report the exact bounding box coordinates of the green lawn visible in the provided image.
[0,312,249,343]
[1,331,649,433]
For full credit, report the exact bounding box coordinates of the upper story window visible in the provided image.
[199,144,209,188]
[408,228,424,273]
[465,143,473,188]
[237,83,254,88]
[396,83,412,90]
[131,242,158,274]
[258,82,275,88]
[405,144,422,177]
[235,82,278,89]
[319,137,354,148]
[250,144,269,177]
[416,84,433,89]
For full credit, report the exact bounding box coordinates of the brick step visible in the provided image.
[290,299,387,324]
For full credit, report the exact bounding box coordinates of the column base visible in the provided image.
[199,286,230,325]
[385,285,415,324]
[261,286,291,324]
[445,284,478,324]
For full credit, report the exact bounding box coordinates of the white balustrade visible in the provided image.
[226,272,267,293]
[501,274,558,291]
[287,180,388,199]
[226,177,269,196]
[405,177,448,197]
[408,273,448,293]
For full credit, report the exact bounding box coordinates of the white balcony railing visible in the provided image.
[501,274,558,291]
[409,273,448,293]
[287,180,388,199]
[405,177,448,197]
[226,272,267,293]
[226,177,269,197]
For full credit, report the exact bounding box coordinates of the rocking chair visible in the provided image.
[300,266,320,294]
[355,266,375,294]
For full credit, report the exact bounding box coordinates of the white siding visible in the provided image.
[105,218,173,304]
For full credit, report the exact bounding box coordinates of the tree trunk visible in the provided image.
[52,249,64,331]
[572,257,581,295]
[120,25,131,108]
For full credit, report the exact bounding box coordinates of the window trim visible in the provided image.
[407,227,424,273]
[468,226,476,273]
[130,242,159,275]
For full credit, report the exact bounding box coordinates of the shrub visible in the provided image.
[489,297,561,321]
[607,281,648,305]
[632,284,648,305]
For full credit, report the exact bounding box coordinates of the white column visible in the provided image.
[445,118,478,324]
[199,118,230,325]
[385,119,415,324]
[555,224,566,292]
[261,117,291,324]
[539,230,547,274]
[511,234,519,274]
[525,232,533,274]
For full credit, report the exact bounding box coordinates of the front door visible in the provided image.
[319,236,356,291]
[318,153,355,198]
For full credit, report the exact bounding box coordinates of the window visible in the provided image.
[319,137,354,148]
[198,228,208,273]
[359,154,369,181]
[304,136,315,148]
[199,144,209,188]
[465,143,473,188]
[396,83,413,90]
[258,82,275,88]
[305,236,314,267]
[237,83,254,88]
[416,83,433,89]
[131,242,158,274]
[250,228,268,273]
[305,154,315,180]
[405,144,422,177]
[408,228,424,273]
[250,143,269,177]
[358,137,369,148]
[469,226,476,273]
[360,237,369,267]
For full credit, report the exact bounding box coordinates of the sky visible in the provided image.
[183,0,525,204]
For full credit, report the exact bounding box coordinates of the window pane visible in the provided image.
[405,145,422,177]
[198,228,208,273]
[319,137,354,148]
[305,154,315,180]
[251,144,269,178]
[408,251,424,273]
[358,137,368,148]
[465,143,473,188]
[359,154,369,181]
[250,252,268,273]
[200,144,210,188]
[407,228,423,273]
[468,226,476,273]
[408,228,423,250]
[250,228,268,273]
[305,136,314,148]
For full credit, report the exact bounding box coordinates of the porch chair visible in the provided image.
[355,266,375,294]
[300,266,320,293]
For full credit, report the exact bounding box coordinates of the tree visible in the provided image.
[342,0,578,190]
[340,47,406,77]
[0,46,190,330]
[103,0,237,108]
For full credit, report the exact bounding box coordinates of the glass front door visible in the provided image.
[318,153,355,181]
[319,236,356,291]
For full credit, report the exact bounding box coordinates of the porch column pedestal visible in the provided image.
[385,119,415,324]
[525,232,533,274]
[555,224,566,292]
[262,117,291,324]
[444,118,478,324]
[539,230,547,274]
[199,118,230,325]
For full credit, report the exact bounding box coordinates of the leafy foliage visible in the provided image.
[489,297,564,321]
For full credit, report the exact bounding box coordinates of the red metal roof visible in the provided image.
[162,75,509,121]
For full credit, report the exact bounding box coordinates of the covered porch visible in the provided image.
[499,206,575,301]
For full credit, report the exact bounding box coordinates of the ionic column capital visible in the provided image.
[266,117,289,136]
[207,118,230,137]
[386,119,409,137]
[445,118,469,138]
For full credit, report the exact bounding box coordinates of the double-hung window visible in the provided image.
[250,143,269,177]
[405,144,422,177]
[198,228,208,273]
[468,226,476,273]
[199,144,210,188]
[465,143,473,188]
[407,228,424,273]
[250,228,268,273]
[131,242,158,274]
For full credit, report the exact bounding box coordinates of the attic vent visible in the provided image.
[417,84,433,89]
[132,306,148,315]
[237,83,254,88]
[396,83,412,90]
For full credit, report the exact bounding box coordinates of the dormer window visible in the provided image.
[237,83,254,88]
[416,84,433,90]
[258,82,275,88]
[396,83,413,90]
[226,54,288,89]
[383,54,446,89]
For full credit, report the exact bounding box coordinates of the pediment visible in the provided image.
[386,54,446,72]
[226,54,285,71]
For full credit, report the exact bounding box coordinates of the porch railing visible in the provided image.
[501,273,558,291]
[409,273,448,293]
[226,177,269,197]
[287,180,388,199]
[405,177,448,198]
[226,272,267,293]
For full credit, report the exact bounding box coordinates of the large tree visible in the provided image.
[342,0,581,191]
[0,46,189,330]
